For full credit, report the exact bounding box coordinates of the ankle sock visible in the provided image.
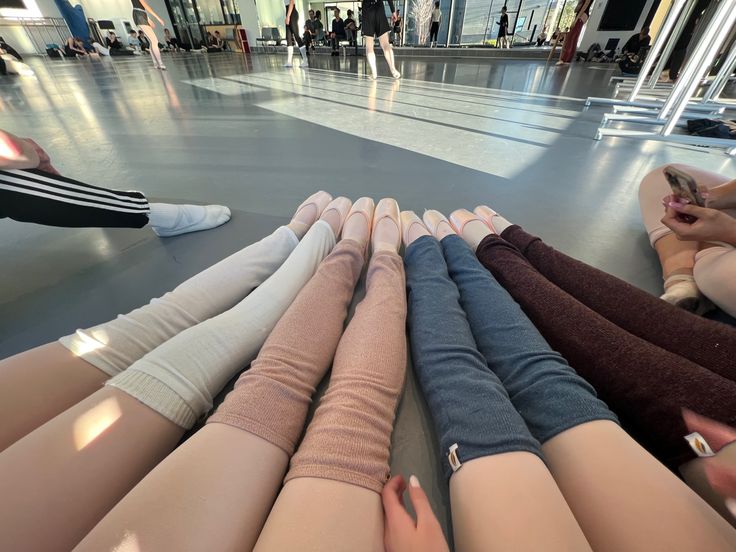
[405,236,541,480]
[284,251,407,493]
[59,226,299,376]
[208,239,365,452]
[106,221,336,428]
[147,203,231,237]
[661,274,701,312]
[450,235,618,445]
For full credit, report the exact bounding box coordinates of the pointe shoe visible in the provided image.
[401,211,430,247]
[320,196,353,237]
[449,208,492,250]
[423,210,455,240]
[473,205,500,233]
[341,197,375,252]
[372,198,402,253]
[290,191,334,233]
[391,70,401,79]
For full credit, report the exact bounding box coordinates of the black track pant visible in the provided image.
[0,169,150,228]
[285,7,304,47]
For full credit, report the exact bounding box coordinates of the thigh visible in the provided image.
[254,478,384,552]
[0,342,107,452]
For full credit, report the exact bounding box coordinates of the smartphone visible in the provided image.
[663,165,706,223]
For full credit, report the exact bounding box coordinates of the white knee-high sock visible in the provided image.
[147,203,231,237]
[287,46,294,65]
[107,221,336,428]
[59,225,300,376]
[366,52,377,78]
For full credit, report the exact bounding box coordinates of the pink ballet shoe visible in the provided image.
[372,198,402,253]
[341,197,375,252]
[401,211,430,247]
[423,210,455,240]
[473,205,501,234]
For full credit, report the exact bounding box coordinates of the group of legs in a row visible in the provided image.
[2,185,736,550]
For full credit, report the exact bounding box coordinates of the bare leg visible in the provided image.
[139,24,164,68]
[0,388,183,552]
[450,453,592,552]
[378,32,400,78]
[544,420,736,551]
[0,343,107,452]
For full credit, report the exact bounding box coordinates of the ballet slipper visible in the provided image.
[401,211,430,247]
[288,191,334,239]
[320,196,353,237]
[423,209,455,241]
[449,209,492,251]
[372,198,402,253]
[341,197,375,252]
[473,205,501,233]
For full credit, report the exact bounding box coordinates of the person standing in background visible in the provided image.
[284,0,309,67]
[392,9,402,45]
[557,0,592,65]
[131,0,166,69]
[497,6,510,49]
[429,2,441,47]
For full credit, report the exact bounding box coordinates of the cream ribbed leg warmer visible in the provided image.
[207,239,365,452]
[59,226,298,377]
[285,251,407,493]
[106,221,335,429]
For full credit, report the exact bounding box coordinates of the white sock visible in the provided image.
[366,52,377,78]
[660,275,702,312]
[286,46,294,65]
[147,203,231,237]
[59,226,299,376]
[299,45,307,61]
[106,221,336,428]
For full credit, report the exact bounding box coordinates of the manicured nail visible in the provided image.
[726,498,736,519]
[409,475,421,488]
[668,201,683,209]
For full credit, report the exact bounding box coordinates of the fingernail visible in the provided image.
[668,201,683,209]
[726,498,736,519]
[409,475,421,488]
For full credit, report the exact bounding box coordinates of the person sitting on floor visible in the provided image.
[330,7,346,56]
[164,28,180,51]
[0,36,22,61]
[138,30,150,52]
[623,25,651,55]
[64,37,87,58]
[303,24,313,52]
[536,26,548,46]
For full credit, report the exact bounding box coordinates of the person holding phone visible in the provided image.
[639,164,736,317]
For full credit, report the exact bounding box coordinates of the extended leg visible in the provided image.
[496,223,736,382]
[77,201,366,551]
[364,35,378,79]
[378,32,400,78]
[402,218,591,552]
[254,200,407,552]
[139,24,164,68]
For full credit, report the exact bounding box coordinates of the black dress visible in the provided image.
[362,0,395,37]
[498,13,508,38]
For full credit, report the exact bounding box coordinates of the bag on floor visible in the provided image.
[687,118,736,140]
[618,52,643,75]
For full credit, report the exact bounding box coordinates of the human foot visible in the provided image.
[372,198,401,253]
[320,197,352,238]
[474,205,513,234]
[660,274,713,314]
[449,209,492,251]
[391,70,401,79]
[288,191,334,239]
[342,197,374,251]
[149,204,232,237]
[423,210,455,241]
[401,211,430,247]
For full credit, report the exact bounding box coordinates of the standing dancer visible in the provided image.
[361,0,401,79]
[131,0,166,69]
[285,0,309,68]
[557,0,592,65]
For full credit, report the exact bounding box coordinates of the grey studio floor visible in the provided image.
[2,51,736,546]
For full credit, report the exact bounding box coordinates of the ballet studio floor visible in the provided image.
[2,51,735,543]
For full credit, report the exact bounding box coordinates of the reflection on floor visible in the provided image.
[1,52,735,544]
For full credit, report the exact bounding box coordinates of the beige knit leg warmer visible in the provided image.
[206,239,366,452]
[284,251,407,493]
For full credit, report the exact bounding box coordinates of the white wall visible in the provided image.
[76,0,175,42]
[579,0,657,51]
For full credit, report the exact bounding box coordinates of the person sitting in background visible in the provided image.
[106,31,122,50]
[128,30,143,53]
[303,24,313,52]
[305,9,316,50]
[64,37,87,57]
[138,30,150,51]
[536,26,548,46]
[214,30,227,50]
[205,31,223,52]
[0,46,33,75]
[0,36,22,61]
[329,7,346,56]
[623,25,651,55]
[345,10,359,46]
[314,10,325,45]
[164,28,180,51]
